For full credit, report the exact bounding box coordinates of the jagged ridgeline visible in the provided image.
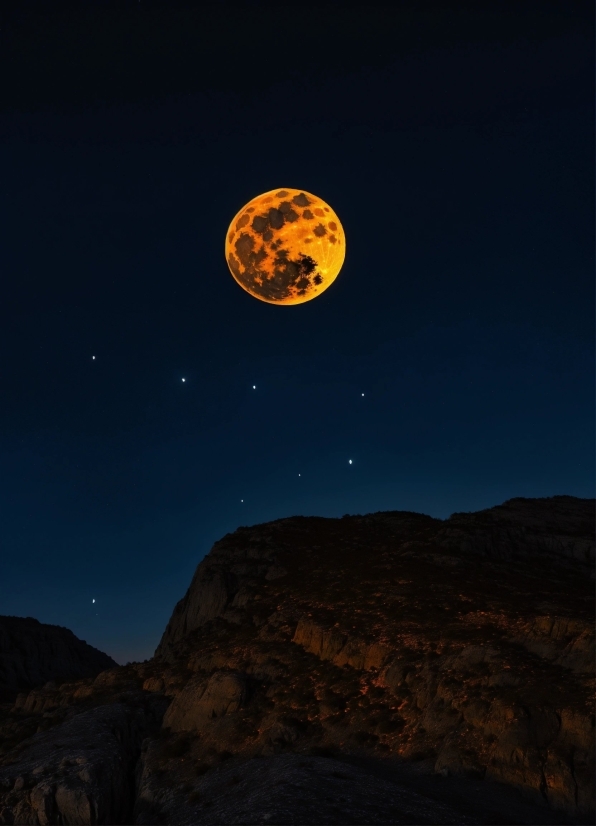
[0,495,594,825]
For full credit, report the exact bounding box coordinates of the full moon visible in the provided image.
[225,188,345,305]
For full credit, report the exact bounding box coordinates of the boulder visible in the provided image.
[163,671,247,732]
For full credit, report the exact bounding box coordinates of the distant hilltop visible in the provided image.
[0,615,117,702]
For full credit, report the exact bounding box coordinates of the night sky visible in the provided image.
[1,1,593,664]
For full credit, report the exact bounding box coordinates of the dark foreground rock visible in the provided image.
[0,690,167,824]
[0,495,593,824]
[0,617,117,703]
[134,749,580,825]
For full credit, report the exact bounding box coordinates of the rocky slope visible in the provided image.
[0,617,117,702]
[0,495,593,824]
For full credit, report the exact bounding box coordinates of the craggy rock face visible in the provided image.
[151,495,594,821]
[225,188,345,305]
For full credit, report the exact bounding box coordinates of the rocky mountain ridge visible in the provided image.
[0,495,593,824]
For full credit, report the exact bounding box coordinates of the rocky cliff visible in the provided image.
[0,617,117,702]
[0,495,593,825]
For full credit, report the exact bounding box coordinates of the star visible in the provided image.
[298,473,301,476]
[252,385,256,389]
[241,499,244,502]
[348,459,353,465]
[92,356,96,360]
[182,378,186,382]
[361,393,364,396]
[92,599,95,603]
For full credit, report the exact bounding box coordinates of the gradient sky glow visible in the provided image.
[0,1,593,663]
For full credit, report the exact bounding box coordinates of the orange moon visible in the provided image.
[225,188,345,305]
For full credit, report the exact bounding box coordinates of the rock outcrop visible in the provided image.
[0,616,117,702]
[163,670,248,732]
[150,495,594,822]
[0,495,593,824]
[154,535,286,660]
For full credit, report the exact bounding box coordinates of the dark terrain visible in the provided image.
[0,495,593,824]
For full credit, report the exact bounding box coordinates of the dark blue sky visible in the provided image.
[0,1,593,663]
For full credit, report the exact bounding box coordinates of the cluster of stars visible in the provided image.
[91,356,362,508]
[91,358,366,403]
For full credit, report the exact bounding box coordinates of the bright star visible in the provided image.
[92,599,95,603]
[241,499,244,502]
[182,378,186,382]
[252,385,256,389]
[92,356,96,360]
[348,459,353,464]
[361,393,364,396]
